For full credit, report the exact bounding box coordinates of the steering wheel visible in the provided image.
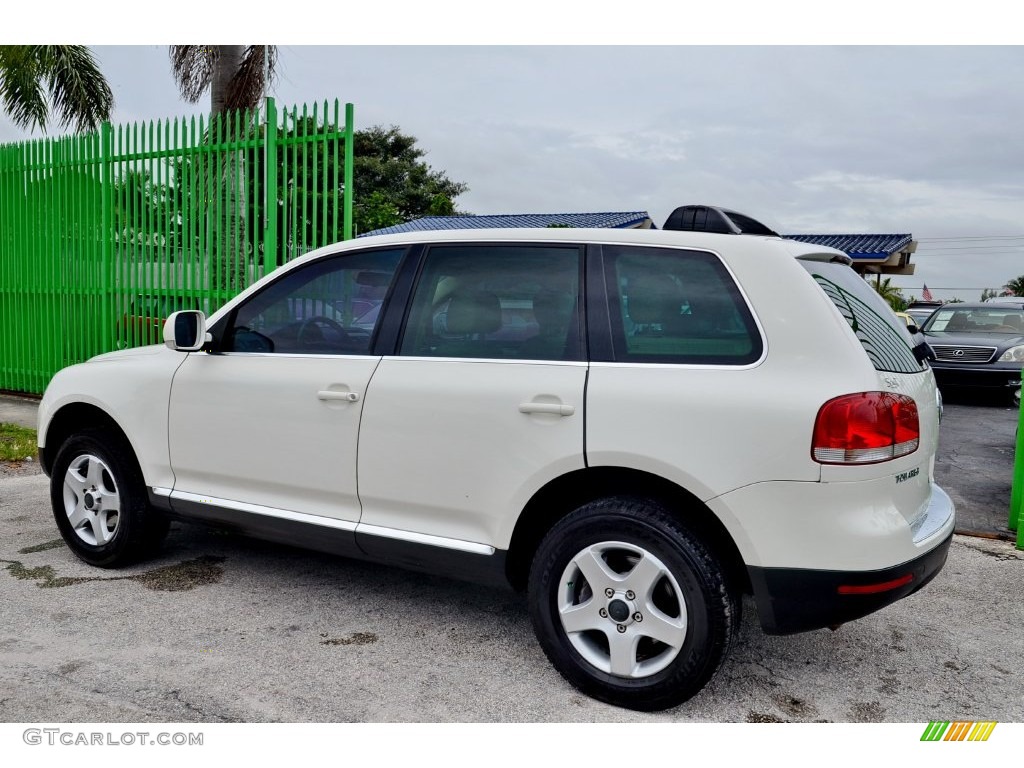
[296,315,348,345]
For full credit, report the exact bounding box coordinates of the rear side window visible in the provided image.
[800,261,925,374]
[399,244,583,361]
[603,245,762,365]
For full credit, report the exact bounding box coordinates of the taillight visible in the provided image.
[812,392,919,464]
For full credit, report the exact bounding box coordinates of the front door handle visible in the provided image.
[519,402,574,417]
[318,390,360,402]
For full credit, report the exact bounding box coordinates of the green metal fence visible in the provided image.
[1011,375,1023,549]
[0,97,354,395]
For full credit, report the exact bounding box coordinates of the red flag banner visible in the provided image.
[922,284,934,301]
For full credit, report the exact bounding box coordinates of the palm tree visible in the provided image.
[168,46,278,292]
[1003,275,1024,297]
[168,46,277,116]
[871,276,907,312]
[0,45,113,133]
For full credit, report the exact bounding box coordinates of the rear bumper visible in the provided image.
[748,530,952,634]
[738,481,956,634]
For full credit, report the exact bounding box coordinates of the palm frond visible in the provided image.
[36,45,113,132]
[169,45,217,103]
[225,45,277,111]
[0,45,51,131]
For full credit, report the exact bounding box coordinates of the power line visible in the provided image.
[916,245,1024,252]
[897,287,1003,290]
[917,235,1024,241]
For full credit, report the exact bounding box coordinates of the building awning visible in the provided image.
[783,233,917,275]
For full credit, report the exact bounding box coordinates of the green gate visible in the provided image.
[0,98,354,394]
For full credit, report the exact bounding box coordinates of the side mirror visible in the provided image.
[907,323,920,334]
[164,310,209,352]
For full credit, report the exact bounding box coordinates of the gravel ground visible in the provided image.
[0,459,42,479]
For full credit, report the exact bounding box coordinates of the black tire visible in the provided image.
[528,496,738,711]
[50,430,169,568]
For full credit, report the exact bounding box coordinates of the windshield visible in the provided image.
[924,306,1024,334]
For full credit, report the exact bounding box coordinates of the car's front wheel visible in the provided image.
[50,430,169,567]
[528,496,738,711]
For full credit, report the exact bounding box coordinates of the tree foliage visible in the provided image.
[870,276,907,312]
[169,45,277,116]
[0,45,113,133]
[1003,275,1024,297]
[352,125,468,234]
[156,120,468,268]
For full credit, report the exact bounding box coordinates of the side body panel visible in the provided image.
[357,358,587,549]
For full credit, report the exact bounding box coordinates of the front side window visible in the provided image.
[399,244,582,361]
[223,248,403,354]
[604,246,762,365]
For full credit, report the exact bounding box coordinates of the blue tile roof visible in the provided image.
[783,233,913,261]
[361,211,653,237]
[362,214,912,266]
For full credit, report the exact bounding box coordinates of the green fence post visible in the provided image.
[99,122,114,352]
[343,102,354,240]
[1011,373,1024,549]
[264,97,278,273]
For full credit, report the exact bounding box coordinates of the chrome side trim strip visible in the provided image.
[152,486,173,497]
[163,490,495,555]
[356,523,496,556]
[168,490,358,532]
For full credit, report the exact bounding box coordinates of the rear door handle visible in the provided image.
[318,390,360,402]
[519,402,574,416]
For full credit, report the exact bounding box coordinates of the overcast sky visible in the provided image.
[2,40,1022,302]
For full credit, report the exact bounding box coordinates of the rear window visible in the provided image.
[800,262,925,375]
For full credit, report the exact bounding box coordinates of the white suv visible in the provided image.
[38,227,955,711]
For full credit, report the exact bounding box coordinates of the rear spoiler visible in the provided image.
[794,252,854,267]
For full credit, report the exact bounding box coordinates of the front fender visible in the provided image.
[39,347,189,489]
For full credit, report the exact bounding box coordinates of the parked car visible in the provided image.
[37,226,954,711]
[984,296,1024,307]
[905,300,944,328]
[921,303,1024,400]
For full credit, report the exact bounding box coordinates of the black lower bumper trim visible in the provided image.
[930,367,1021,389]
[748,532,953,635]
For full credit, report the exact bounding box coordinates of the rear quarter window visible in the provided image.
[800,261,925,375]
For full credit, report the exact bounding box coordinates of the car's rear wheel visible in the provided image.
[50,430,169,567]
[528,496,738,711]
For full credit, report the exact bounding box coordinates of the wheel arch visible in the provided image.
[506,466,750,595]
[42,402,139,478]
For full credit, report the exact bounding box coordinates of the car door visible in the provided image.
[356,242,587,557]
[166,247,406,526]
